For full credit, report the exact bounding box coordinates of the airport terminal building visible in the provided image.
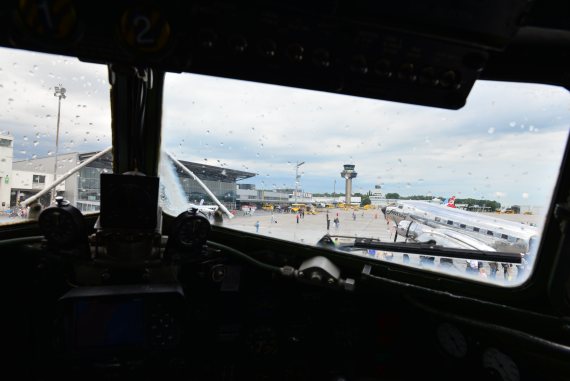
[2,143,257,212]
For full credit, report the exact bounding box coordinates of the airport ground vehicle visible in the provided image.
[290,203,306,213]
[262,203,274,211]
[2,1,570,381]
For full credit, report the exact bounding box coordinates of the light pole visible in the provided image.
[294,161,305,203]
[51,85,66,203]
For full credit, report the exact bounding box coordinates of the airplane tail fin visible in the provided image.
[446,196,456,208]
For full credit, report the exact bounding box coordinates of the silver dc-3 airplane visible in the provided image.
[382,196,539,256]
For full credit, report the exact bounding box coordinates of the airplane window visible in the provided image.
[160,72,569,286]
[0,48,112,224]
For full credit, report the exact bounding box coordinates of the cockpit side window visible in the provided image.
[0,48,111,225]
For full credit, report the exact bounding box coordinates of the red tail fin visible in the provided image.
[447,196,456,208]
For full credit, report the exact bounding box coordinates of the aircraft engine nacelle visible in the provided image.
[396,220,430,239]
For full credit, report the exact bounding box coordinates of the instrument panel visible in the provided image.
[32,206,566,380]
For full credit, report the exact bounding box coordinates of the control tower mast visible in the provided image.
[341,164,357,205]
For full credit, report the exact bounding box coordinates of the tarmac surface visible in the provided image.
[223,207,543,286]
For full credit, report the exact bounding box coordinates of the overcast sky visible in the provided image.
[1,47,569,208]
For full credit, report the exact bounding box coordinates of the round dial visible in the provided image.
[436,322,468,359]
[171,211,211,250]
[178,216,210,246]
[38,207,83,247]
[482,348,520,381]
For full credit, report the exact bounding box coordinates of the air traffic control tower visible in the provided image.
[341,164,357,205]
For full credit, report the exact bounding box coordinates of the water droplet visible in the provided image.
[48,151,53,156]
[8,98,14,102]
[397,158,402,163]
[477,152,483,157]
[45,114,51,118]
[220,142,224,147]
[23,136,28,141]
[522,192,529,199]
[529,125,534,131]
[20,150,26,154]
[32,154,37,159]
[336,144,341,148]
[509,121,516,127]
[256,153,260,157]
[488,127,495,134]
[206,129,210,134]
[33,141,39,146]
[204,158,208,162]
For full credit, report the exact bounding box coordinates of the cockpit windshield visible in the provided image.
[0,47,569,287]
[160,72,570,286]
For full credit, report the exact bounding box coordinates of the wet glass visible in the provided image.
[0,48,112,224]
[161,72,570,286]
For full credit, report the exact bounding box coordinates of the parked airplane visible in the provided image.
[443,196,457,208]
[382,200,538,255]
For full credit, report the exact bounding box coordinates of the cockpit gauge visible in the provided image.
[436,322,468,359]
[482,348,520,381]
[38,197,86,248]
[169,209,211,250]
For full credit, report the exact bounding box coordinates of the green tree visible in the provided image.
[385,193,400,199]
[361,195,371,206]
